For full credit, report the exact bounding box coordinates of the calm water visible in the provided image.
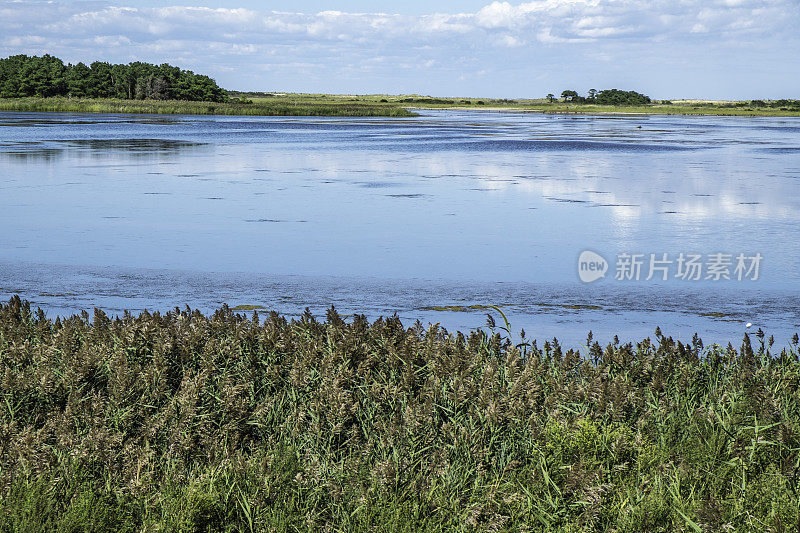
[1,110,799,347]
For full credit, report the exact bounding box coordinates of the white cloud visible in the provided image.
[496,34,524,47]
[6,0,795,47]
[0,1,797,97]
[475,2,518,28]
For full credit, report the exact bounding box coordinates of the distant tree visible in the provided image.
[14,55,67,97]
[135,74,170,100]
[561,90,579,102]
[0,55,229,102]
[66,62,90,97]
[594,89,651,105]
[87,62,114,98]
[111,63,137,99]
[546,93,556,103]
[0,55,25,97]
[588,89,597,101]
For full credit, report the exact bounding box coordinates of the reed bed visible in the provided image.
[1,296,798,531]
[0,97,416,117]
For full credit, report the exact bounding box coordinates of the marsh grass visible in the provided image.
[4,94,799,118]
[1,295,799,531]
[268,93,800,116]
[512,103,800,117]
[418,101,800,116]
[0,97,416,117]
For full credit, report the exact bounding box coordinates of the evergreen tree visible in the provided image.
[0,54,229,102]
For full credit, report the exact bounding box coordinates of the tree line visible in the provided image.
[0,54,229,102]
[545,88,652,105]
[749,99,800,110]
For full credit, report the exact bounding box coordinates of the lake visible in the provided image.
[1,109,799,347]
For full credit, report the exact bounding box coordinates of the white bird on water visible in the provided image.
[745,322,752,328]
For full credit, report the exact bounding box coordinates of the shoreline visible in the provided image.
[0,96,417,118]
[2,96,800,118]
[408,104,800,117]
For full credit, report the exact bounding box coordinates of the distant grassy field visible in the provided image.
[234,92,800,117]
[2,93,799,117]
[1,296,799,531]
[509,102,800,116]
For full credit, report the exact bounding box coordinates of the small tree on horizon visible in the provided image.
[561,90,579,102]
[546,93,556,103]
[588,89,597,101]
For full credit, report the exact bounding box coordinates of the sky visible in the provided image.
[1,0,799,99]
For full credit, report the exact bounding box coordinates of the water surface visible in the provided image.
[1,110,799,347]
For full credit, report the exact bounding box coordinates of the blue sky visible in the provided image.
[2,0,799,99]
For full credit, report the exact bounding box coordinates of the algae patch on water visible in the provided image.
[534,302,604,311]
[419,304,496,312]
[700,311,741,322]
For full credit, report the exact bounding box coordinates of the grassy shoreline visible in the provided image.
[1,296,799,531]
[0,96,417,117]
[234,92,800,117]
[457,103,800,117]
[2,94,800,117]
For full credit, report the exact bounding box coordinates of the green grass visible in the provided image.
[510,102,800,117]
[1,295,799,531]
[0,96,417,117]
[3,94,799,117]
[233,92,800,116]
[401,100,800,117]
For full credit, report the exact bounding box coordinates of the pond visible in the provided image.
[1,109,798,347]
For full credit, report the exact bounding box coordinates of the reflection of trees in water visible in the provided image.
[0,139,208,161]
[1,147,64,161]
[56,138,207,153]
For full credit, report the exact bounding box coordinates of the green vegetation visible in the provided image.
[750,99,800,111]
[561,90,581,102]
[594,89,651,105]
[420,304,495,312]
[700,312,741,323]
[0,54,228,102]
[0,57,415,116]
[540,303,604,311]
[2,295,799,531]
[0,97,416,117]
[273,91,799,117]
[559,89,652,105]
[518,101,800,116]
[0,59,796,117]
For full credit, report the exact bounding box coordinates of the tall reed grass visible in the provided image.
[1,296,798,531]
